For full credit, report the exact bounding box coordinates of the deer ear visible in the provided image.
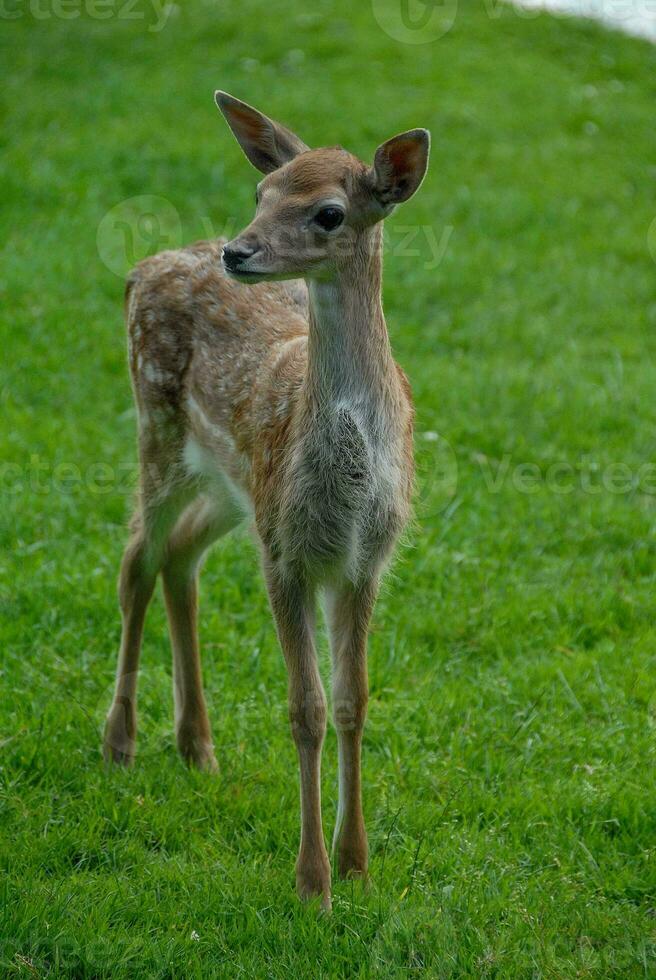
[370,129,430,206]
[214,91,309,175]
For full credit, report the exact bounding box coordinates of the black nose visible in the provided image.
[222,241,258,270]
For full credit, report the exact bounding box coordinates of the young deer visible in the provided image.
[103,92,429,909]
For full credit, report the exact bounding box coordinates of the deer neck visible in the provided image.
[305,223,395,413]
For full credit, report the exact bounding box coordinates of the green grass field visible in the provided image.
[2,1,656,975]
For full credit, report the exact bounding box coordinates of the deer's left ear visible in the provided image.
[370,129,430,206]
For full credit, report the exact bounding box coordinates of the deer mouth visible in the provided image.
[224,267,266,283]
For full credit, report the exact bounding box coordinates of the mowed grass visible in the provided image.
[1,1,656,975]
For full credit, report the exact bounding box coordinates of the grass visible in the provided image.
[1,0,656,975]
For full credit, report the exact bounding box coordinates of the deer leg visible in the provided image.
[325,577,377,880]
[161,496,240,771]
[103,491,189,766]
[264,557,331,909]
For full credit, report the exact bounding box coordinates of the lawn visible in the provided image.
[1,1,656,976]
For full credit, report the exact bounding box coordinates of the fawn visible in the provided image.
[103,92,430,909]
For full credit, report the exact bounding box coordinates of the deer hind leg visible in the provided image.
[103,486,192,766]
[263,555,331,910]
[325,576,377,880]
[161,495,241,771]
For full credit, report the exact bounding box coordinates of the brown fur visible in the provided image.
[104,94,429,910]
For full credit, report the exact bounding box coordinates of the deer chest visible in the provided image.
[279,406,408,579]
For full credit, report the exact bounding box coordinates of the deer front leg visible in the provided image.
[264,558,331,910]
[326,577,377,880]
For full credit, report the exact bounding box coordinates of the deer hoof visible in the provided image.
[103,705,136,767]
[296,853,332,911]
[177,730,218,772]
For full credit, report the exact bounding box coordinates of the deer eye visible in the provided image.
[314,206,344,231]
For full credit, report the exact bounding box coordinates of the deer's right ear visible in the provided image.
[214,91,309,175]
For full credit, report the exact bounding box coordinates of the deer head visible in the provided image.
[215,92,430,283]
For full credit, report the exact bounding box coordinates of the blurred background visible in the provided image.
[1,1,655,975]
